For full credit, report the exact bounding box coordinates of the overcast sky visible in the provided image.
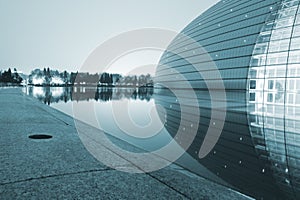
[0,0,219,74]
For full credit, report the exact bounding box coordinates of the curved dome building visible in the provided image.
[155,0,300,199]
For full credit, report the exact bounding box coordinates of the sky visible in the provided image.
[0,0,219,75]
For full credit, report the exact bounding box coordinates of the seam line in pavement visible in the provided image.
[0,168,112,186]
[145,173,191,200]
[82,132,192,199]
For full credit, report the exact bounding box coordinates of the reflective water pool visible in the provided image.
[23,86,171,151]
[24,86,300,200]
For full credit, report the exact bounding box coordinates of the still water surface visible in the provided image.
[23,86,170,152]
[23,86,300,200]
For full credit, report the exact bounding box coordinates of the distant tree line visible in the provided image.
[97,72,153,87]
[28,68,154,87]
[28,68,72,86]
[0,68,23,84]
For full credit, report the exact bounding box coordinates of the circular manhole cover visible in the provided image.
[28,134,53,140]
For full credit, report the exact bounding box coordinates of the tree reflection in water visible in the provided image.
[24,86,154,105]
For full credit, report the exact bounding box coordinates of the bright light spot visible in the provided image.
[51,87,64,98]
[32,77,45,85]
[51,76,64,85]
[32,87,44,97]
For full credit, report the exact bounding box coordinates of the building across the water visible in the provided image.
[155,0,300,199]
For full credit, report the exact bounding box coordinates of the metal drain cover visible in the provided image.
[28,134,53,140]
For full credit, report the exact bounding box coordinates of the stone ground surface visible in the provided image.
[0,88,252,200]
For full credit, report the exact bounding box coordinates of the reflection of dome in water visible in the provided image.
[155,0,300,199]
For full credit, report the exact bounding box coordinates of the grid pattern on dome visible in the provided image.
[248,0,300,198]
